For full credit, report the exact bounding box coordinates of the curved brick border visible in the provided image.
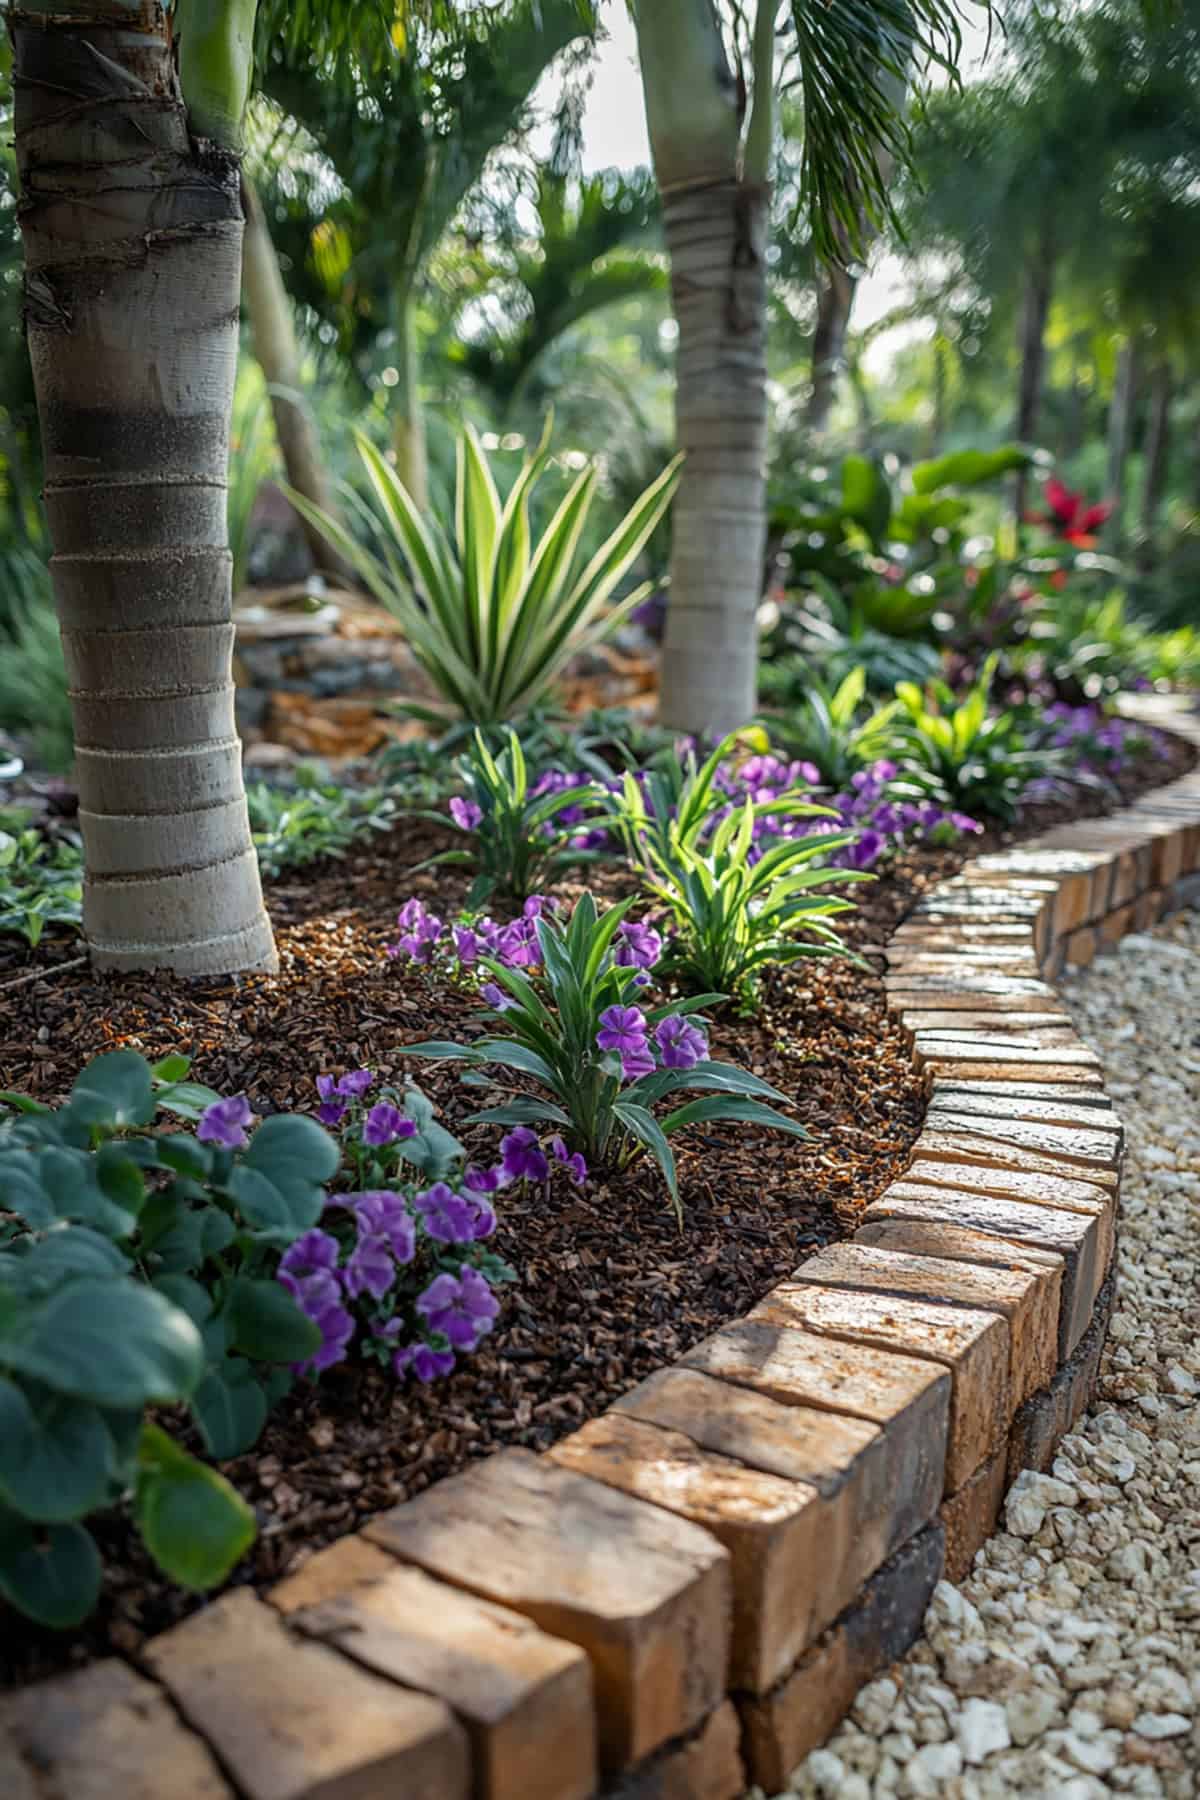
[4,696,1200,1800]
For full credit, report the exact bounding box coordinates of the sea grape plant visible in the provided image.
[290,421,682,724]
[604,733,868,1004]
[401,893,808,1220]
[0,1050,340,1627]
[411,727,606,905]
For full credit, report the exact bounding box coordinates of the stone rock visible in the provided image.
[955,1697,1012,1764]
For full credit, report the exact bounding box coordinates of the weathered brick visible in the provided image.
[1007,1271,1116,1482]
[913,1130,1119,1192]
[885,978,1062,1011]
[143,1588,469,1800]
[919,1110,1120,1173]
[0,1660,232,1800]
[595,1369,935,1690]
[737,1525,945,1792]
[751,1281,1008,1491]
[865,1185,1106,1358]
[930,1078,1115,1112]
[929,1083,1123,1137]
[1098,900,1137,945]
[607,1701,744,1800]
[364,1448,730,1773]
[1064,925,1098,967]
[791,1241,1058,1404]
[919,1056,1104,1086]
[913,1036,1098,1080]
[902,1159,1115,1262]
[1133,886,1166,931]
[902,1010,1071,1034]
[272,1540,596,1800]
[940,1447,1008,1584]
[891,920,1036,945]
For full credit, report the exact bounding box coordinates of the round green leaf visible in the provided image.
[13,1226,129,1290]
[227,1166,322,1243]
[191,1361,268,1460]
[136,1447,255,1591]
[225,1278,321,1365]
[243,1113,340,1184]
[68,1050,155,1129]
[0,1510,102,1628]
[1,1279,204,1407]
[0,1379,113,1521]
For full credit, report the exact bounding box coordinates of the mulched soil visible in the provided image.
[0,723,1194,1686]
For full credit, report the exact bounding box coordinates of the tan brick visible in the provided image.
[752,1282,1008,1491]
[913,1034,1098,1075]
[0,1660,232,1800]
[885,978,1062,1011]
[920,1110,1120,1173]
[929,1083,1123,1138]
[891,920,1036,945]
[1008,1271,1116,1482]
[864,1187,1105,1358]
[364,1449,730,1773]
[914,1130,1118,1192]
[794,1241,1059,1403]
[1098,901,1138,945]
[903,1010,1071,1034]
[940,1447,1008,1584]
[1133,887,1166,930]
[920,1057,1104,1086]
[273,1544,596,1800]
[737,1525,945,1791]
[888,952,1043,979]
[932,1078,1116,1112]
[1064,925,1098,968]
[680,1316,949,1489]
[902,1161,1115,1266]
[143,1588,469,1800]
[609,1701,744,1800]
[548,1409,842,1693]
[595,1368,936,1689]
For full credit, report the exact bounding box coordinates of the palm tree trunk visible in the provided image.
[391,282,429,512]
[11,0,276,976]
[1105,336,1140,553]
[241,177,349,582]
[1138,356,1171,558]
[1012,249,1054,525]
[637,0,771,735]
[806,263,858,436]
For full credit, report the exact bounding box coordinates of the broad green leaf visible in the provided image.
[150,1054,192,1083]
[0,1278,205,1406]
[135,1424,255,1590]
[192,1361,268,1460]
[227,1166,323,1245]
[153,1080,224,1122]
[68,1051,155,1129]
[467,1098,572,1128]
[0,1380,112,1521]
[612,1100,679,1221]
[662,1095,809,1138]
[242,1113,340,1187]
[0,1506,101,1627]
[225,1278,321,1364]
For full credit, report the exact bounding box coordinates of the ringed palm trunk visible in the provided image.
[241,177,350,582]
[637,0,773,736]
[391,278,429,513]
[11,0,276,975]
[1012,245,1055,527]
[807,260,858,437]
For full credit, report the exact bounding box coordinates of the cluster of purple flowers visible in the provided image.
[197,1094,255,1149]
[387,894,559,972]
[528,769,609,850]
[596,1003,709,1080]
[1037,704,1160,776]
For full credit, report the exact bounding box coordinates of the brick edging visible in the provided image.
[5,696,1199,1800]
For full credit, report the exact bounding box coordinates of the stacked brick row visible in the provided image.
[4,701,1199,1800]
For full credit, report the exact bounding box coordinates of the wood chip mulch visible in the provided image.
[0,724,1193,1685]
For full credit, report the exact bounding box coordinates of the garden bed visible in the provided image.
[0,715,1193,1691]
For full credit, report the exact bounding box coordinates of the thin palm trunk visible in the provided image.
[1138,356,1171,561]
[391,282,429,512]
[241,177,349,582]
[1105,336,1140,552]
[1012,247,1054,525]
[637,0,772,735]
[11,0,276,975]
[806,262,857,436]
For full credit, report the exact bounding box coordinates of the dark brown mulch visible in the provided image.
[0,724,1193,1686]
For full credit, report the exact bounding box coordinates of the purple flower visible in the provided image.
[614,919,664,970]
[500,1126,550,1184]
[596,1004,648,1057]
[279,1228,341,1281]
[197,1094,254,1150]
[314,1073,349,1127]
[337,1068,374,1098]
[481,981,513,1012]
[449,796,483,831]
[464,1163,504,1194]
[453,924,483,964]
[550,1136,588,1185]
[495,917,541,967]
[341,1231,396,1301]
[278,1231,356,1373]
[618,1038,656,1081]
[298,1297,356,1374]
[414,1181,479,1244]
[363,1100,418,1147]
[387,896,443,963]
[848,829,885,870]
[655,1014,709,1071]
[393,1341,457,1382]
[352,1190,416,1263]
[416,1267,499,1350]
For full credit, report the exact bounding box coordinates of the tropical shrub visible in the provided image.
[879,655,1051,822]
[0,1050,337,1626]
[411,728,607,906]
[0,589,74,774]
[247,767,397,879]
[604,734,866,1003]
[0,813,83,944]
[760,666,900,789]
[399,893,806,1219]
[290,422,681,724]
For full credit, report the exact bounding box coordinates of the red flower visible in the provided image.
[1041,477,1113,544]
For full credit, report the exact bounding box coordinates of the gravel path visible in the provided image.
[771,907,1200,1800]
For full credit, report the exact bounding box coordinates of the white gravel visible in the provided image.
[770,907,1200,1799]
